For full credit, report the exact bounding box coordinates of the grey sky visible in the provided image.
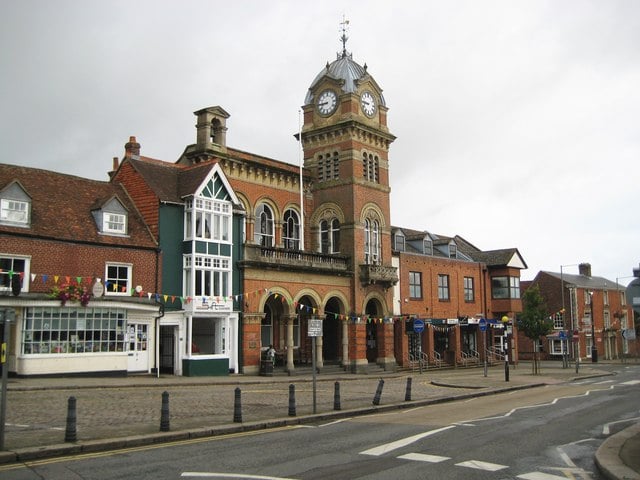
[1,0,638,285]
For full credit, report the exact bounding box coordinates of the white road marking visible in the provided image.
[455,460,507,471]
[621,380,640,385]
[398,452,450,463]
[517,472,571,480]
[360,425,455,456]
[594,380,614,384]
[319,418,351,427]
[182,473,298,480]
[603,416,640,435]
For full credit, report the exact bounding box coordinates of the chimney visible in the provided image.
[112,157,119,171]
[125,136,141,158]
[579,263,592,277]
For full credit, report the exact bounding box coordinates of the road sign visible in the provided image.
[413,319,425,334]
[479,318,487,332]
[308,318,323,337]
[559,330,566,340]
[622,328,636,340]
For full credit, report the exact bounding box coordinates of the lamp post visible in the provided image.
[501,315,509,381]
[588,291,597,363]
[615,275,634,361]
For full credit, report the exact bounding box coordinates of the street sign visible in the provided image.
[559,330,566,340]
[413,319,425,334]
[308,318,323,337]
[622,328,636,340]
[479,318,487,332]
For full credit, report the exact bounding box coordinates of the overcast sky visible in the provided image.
[1,0,638,286]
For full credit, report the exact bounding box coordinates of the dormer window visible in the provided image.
[423,238,433,255]
[394,232,405,251]
[0,181,31,227]
[449,243,457,259]
[94,197,128,236]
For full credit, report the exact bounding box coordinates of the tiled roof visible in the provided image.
[0,163,157,248]
[542,271,624,290]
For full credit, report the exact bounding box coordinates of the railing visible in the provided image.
[242,245,349,273]
[461,349,480,367]
[359,264,399,289]
[432,351,443,368]
[409,351,430,372]
[486,346,505,363]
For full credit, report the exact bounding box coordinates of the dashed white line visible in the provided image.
[398,452,450,463]
[182,474,298,479]
[517,472,570,480]
[455,460,508,471]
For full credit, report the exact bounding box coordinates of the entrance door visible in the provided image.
[159,325,176,374]
[366,322,377,363]
[127,323,149,372]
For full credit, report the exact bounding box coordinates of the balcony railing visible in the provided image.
[241,244,349,274]
[359,263,399,289]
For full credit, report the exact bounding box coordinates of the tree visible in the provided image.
[517,284,553,374]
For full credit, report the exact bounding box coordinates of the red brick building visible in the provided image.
[519,263,634,362]
[0,164,160,376]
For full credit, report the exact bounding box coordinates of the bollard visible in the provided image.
[233,387,242,423]
[404,377,412,401]
[64,396,77,442]
[372,378,385,405]
[333,381,341,411]
[288,384,296,417]
[160,391,170,432]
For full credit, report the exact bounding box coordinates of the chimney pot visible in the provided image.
[578,263,592,277]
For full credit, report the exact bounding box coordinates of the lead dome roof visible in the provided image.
[304,51,386,107]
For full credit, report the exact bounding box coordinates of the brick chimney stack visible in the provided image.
[112,157,119,171]
[579,263,592,277]
[125,136,140,158]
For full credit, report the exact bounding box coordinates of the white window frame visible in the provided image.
[1,198,30,225]
[283,209,300,250]
[254,203,274,247]
[103,212,126,234]
[0,254,30,293]
[105,263,132,296]
[185,255,231,298]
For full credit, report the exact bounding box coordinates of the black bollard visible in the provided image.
[372,378,385,405]
[160,391,170,432]
[64,396,77,442]
[233,387,242,423]
[405,377,412,401]
[333,381,341,411]
[288,384,296,417]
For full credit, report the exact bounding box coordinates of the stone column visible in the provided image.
[286,315,295,372]
[341,319,349,367]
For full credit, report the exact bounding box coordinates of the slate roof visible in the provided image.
[541,271,624,290]
[0,163,157,248]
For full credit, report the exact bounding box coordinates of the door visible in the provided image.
[127,323,149,372]
[159,325,176,374]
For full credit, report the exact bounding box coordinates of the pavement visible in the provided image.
[0,360,638,479]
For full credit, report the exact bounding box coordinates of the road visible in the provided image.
[1,364,638,480]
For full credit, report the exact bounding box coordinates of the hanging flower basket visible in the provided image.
[48,283,91,307]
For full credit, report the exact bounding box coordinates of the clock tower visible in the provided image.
[300,24,398,371]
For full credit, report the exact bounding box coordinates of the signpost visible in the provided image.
[479,319,488,377]
[413,319,425,334]
[308,318,323,414]
[0,309,15,451]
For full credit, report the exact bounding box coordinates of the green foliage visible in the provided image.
[517,284,553,341]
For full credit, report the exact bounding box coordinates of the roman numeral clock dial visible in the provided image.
[317,89,338,116]
[360,91,376,117]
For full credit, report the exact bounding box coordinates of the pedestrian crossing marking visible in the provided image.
[398,453,450,463]
[455,460,508,471]
[517,472,570,480]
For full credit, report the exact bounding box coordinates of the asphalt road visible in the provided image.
[2,364,638,480]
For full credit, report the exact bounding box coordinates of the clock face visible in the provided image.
[360,91,376,117]
[317,89,338,116]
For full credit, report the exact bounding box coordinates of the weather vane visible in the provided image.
[340,15,350,58]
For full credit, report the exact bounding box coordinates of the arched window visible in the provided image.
[364,218,380,265]
[254,203,274,247]
[283,209,300,250]
[320,218,340,254]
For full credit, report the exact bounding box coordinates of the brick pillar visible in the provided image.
[341,320,349,367]
[376,320,396,370]
[452,325,461,366]
[348,321,367,373]
[424,325,435,363]
[242,313,263,374]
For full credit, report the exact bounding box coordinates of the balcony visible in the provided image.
[241,244,350,275]
[359,264,398,289]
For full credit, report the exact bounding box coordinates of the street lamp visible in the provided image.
[588,291,597,363]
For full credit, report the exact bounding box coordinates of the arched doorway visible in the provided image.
[323,297,341,363]
[262,294,286,353]
[297,295,318,365]
[365,299,382,363]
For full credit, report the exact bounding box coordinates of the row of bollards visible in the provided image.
[63,377,415,442]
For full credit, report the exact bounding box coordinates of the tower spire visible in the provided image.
[339,15,350,58]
